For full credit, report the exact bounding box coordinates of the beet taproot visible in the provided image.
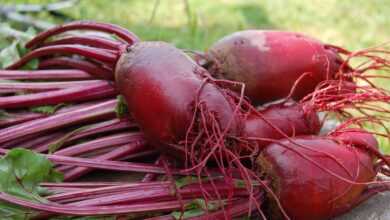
[204,30,355,105]
[257,132,378,220]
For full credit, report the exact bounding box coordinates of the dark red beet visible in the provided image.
[115,42,242,158]
[257,133,378,220]
[206,30,347,104]
[244,103,320,150]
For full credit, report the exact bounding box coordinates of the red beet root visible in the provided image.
[244,102,321,150]
[257,132,379,220]
[115,41,242,158]
[205,30,353,104]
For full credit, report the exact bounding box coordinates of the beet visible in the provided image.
[244,103,321,150]
[257,132,378,220]
[205,30,348,104]
[115,41,243,159]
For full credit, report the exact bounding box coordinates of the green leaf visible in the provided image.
[0,24,38,70]
[171,199,221,220]
[175,176,198,189]
[30,103,66,115]
[0,148,63,219]
[171,209,205,220]
[0,41,20,69]
[234,179,247,189]
[16,42,38,70]
[0,23,36,42]
[0,40,38,70]
[115,95,129,118]
[0,110,10,119]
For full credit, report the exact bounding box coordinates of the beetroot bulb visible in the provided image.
[257,129,389,220]
[244,102,321,152]
[202,30,389,107]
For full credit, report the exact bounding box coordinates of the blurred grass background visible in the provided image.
[1,0,390,152]
[2,0,389,50]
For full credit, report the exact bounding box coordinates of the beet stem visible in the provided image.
[38,57,114,80]
[0,81,117,109]
[6,45,118,70]
[0,69,93,80]
[43,35,123,50]
[26,20,139,48]
[0,80,105,92]
[0,99,117,144]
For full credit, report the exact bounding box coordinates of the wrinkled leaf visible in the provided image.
[0,23,36,42]
[0,41,20,69]
[0,148,63,219]
[0,24,38,70]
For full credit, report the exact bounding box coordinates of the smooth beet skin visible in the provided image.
[207,30,344,104]
[244,103,320,149]
[257,134,377,220]
[115,42,241,152]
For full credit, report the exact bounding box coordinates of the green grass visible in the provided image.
[3,0,390,50]
[2,0,390,152]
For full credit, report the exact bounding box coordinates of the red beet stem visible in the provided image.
[70,183,249,207]
[41,182,127,188]
[54,132,145,156]
[0,192,192,215]
[38,57,114,80]
[5,131,64,150]
[46,181,172,203]
[142,155,163,182]
[0,148,181,174]
[0,111,44,128]
[0,69,93,80]
[0,81,117,109]
[188,193,263,220]
[26,20,139,48]
[0,80,104,92]
[1,101,109,148]
[6,45,118,70]
[62,143,148,181]
[0,99,116,144]
[38,118,135,151]
[47,153,173,174]
[43,35,123,50]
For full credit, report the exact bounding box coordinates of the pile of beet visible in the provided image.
[0,21,389,220]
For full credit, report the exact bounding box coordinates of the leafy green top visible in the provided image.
[0,148,63,219]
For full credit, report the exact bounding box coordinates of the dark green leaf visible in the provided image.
[0,110,10,119]
[175,176,198,189]
[0,148,63,219]
[0,41,20,69]
[0,23,36,43]
[171,209,205,220]
[234,179,246,189]
[171,199,221,220]
[0,24,37,70]
[115,95,129,118]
